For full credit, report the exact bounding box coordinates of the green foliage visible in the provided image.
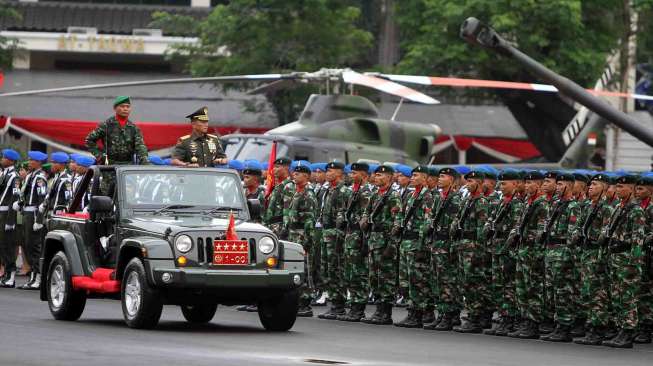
[0,6,21,71]
[149,11,200,37]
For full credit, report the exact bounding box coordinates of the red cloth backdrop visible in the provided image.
[0,116,268,150]
[436,135,541,160]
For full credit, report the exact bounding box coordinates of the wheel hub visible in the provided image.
[124,271,142,318]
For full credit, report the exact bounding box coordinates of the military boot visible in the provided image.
[423,312,442,330]
[479,311,493,329]
[494,316,514,336]
[602,329,635,349]
[318,301,345,320]
[574,326,605,346]
[361,303,383,324]
[395,289,408,308]
[0,271,15,288]
[421,309,435,325]
[539,319,555,334]
[395,309,423,328]
[453,316,483,334]
[296,298,314,317]
[369,303,393,325]
[541,324,572,342]
[337,303,366,322]
[19,272,35,290]
[28,273,41,290]
[508,319,528,338]
[517,320,541,339]
[634,324,652,344]
[570,319,586,337]
[452,310,462,326]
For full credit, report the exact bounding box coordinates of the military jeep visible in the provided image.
[39,166,305,331]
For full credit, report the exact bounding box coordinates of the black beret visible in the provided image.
[428,166,439,177]
[556,172,575,182]
[464,170,485,180]
[498,168,521,181]
[616,174,638,185]
[326,161,345,170]
[412,165,429,174]
[523,170,544,181]
[591,173,611,184]
[274,157,292,166]
[438,167,459,178]
[350,162,369,172]
[375,165,395,174]
[637,174,653,186]
[544,171,558,180]
[293,163,311,174]
[573,172,590,183]
[243,168,262,176]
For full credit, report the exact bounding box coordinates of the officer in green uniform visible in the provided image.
[171,106,228,168]
[85,96,149,165]
[263,157,294,237]
[634,173,653,344]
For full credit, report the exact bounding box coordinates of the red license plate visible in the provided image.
[213,240,249,265]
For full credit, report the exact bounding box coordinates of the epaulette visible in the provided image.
[178,135,190,141]
[207,134,219,139]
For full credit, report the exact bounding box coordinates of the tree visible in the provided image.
[0,7,21,71]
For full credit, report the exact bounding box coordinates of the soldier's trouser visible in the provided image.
[579,248,610,327]
[457,241,488,318]
[344,230,368,305]
[312,228,323,290]
[571,247,583,321]
[368,232,397,304]
[433,243,460,314]
[609,251,642,330]
[322,228,345,303]
[492,250,517,317]
[0,212,17,273]
[398,245,410,293]
[288,229,313,303]
[515,244,545,323]
[544,246,575,326]
[406,248,432,311]
[639,279,653,328]
[24,212,44,275]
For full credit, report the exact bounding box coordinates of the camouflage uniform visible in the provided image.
[397,185,413,297]
[639,198,653,333]
[85,116,148,165]
[263,177,294,237]
[312,182,328,289]
[285,185,317,304]
[318,180,349,306]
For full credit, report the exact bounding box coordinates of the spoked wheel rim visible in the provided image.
[49,264,65,309]
[124,271,142,318]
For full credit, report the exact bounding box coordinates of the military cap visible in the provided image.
[412,165,430,175]
[148,155,165,166]
[616,174,638,185]
[396,164,413,177]
[27,151,48,162]
[427,166,439,177]
[294,161,311,174]
[556,171,575,182]
[523,170,544,181]
[2,149,20,161]
[591,173,611,184]
[274,157,291,166]
[351,162,369,173]
[326,161,345,170]
[498,168,521,181]
[185,106,209,122]
[344,164,352,174]
[311,162,327,172]
[113,95,130,107]
[243,161,262,176]
[637,173,653,186]
[375,165,395,174]
[261,162,269,170]
[464,170,485,180]
[439,167,460,178]
[74,155,95,168]
[544,171,558,180]
[454,165,471,175]
[477,165,498,179]
[573,170,590,183]
[228,159,245,171]
[367,163,379,175]
[50,152,69,164]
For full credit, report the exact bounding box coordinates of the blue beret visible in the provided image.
[311,163,327,172]
[396,164,413,177]
[454,165,471,175]
[50,152,69,164]
[2,149,20,161]
[367,163,379,175]
[75,155,95,168]
[28,151,48,162]
[344,164,352,174]
[228,159,245,171]
[477,165,498,179]
[261,162,269,170]
[244,160,262,171]
[148,154,165,166]
[163,158,172,166]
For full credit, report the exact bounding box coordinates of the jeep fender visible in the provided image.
[116,237,174,286]
[40,230,84,301]
[279,240,305,272]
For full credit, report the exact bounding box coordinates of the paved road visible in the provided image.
[1,277,652,366]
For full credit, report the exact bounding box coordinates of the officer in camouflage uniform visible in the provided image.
[171,107,227,168]
[633,174,653,344]
[337,163,373,322]
[424,167,463,331]
[360,165,402,325]
[309,163,328,304]
[484,169,524,336]
[508,170,549,339]
[452,170,490,333]
[317,162,349,320]
[284,162,317,317]
[540,172,581,342]
[85,96,149,165]
[393,166,434,328]
[263,157,293,237]
[394,165,413,307]
[573,173,614,345]
[601,174,648,348]
[0,149,22,288]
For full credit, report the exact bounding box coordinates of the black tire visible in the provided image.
[257,289,299,331]
[47,251,87,321]
[121,258,163,329]
[180,304,218,324]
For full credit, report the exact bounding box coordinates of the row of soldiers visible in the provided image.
[259,157,653,349]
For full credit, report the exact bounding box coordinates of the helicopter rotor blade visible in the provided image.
[342,70,440,104]
[246,79,300,95]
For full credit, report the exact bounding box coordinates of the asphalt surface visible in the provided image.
[1,276,652,366]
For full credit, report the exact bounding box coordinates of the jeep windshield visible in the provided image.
[123,171,245,213]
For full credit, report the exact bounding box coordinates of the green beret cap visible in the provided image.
[113,96,131,107]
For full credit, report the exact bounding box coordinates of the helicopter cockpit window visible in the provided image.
[237,139,289,161]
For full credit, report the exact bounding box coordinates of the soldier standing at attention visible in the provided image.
[171,107,227,168]
[633,174,653,344]
[394,164,413,307]
[242,161,265,207]
[393,166,435,328]
[85,96,149,165]
[451,170,490,334]
[360,165,402,325]
[17,151,49,290]
[0,149,21,288]
[263,157,293,238]
[36,152,73,227]
[601,174,647,348]
[573,173,614,345]
[540,172,581,342]
[285,163,317,317]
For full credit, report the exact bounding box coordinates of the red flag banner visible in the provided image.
[0,72,4,89]
[264,140,277,201]
[226,211,239,241]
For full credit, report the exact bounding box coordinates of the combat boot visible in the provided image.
[494,316,514,336]
[574,326,605,346]
[570,319,586,337]
[19,272,34,290]
[423,312,441,330]
[452,310,462,326]
[602,329,634,348]
[508,319,528,338]
[539,319,555,334]
[361,303,383,324]
[421,309,435,325]
[453,316,483,334]
[369,303,393,325]
[296,298,313,317]
[395,309,423,328]
[28,273,41,290]
[0,271,15,288]
[479,311,493,329]
[517,320,541,339]
[337,303,366,322]
[541,324,572,342]
[318,301,345,320]
[634,324,652,344]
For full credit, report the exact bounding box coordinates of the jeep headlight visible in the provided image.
[175,235,193,253]
[258,236,275,254]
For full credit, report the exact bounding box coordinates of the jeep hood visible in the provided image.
[124,215,273,236]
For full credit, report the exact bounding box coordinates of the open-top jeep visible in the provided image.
[39,165,305,331]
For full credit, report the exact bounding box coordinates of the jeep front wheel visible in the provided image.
[180,304,218,323]
[47,251,86,321]
[121,258,163,329]
[257,289,299,331]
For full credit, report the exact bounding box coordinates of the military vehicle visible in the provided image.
[39,165,305,330]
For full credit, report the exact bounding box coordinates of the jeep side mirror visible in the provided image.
[247,199,262,220]
[89,196,114,214]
